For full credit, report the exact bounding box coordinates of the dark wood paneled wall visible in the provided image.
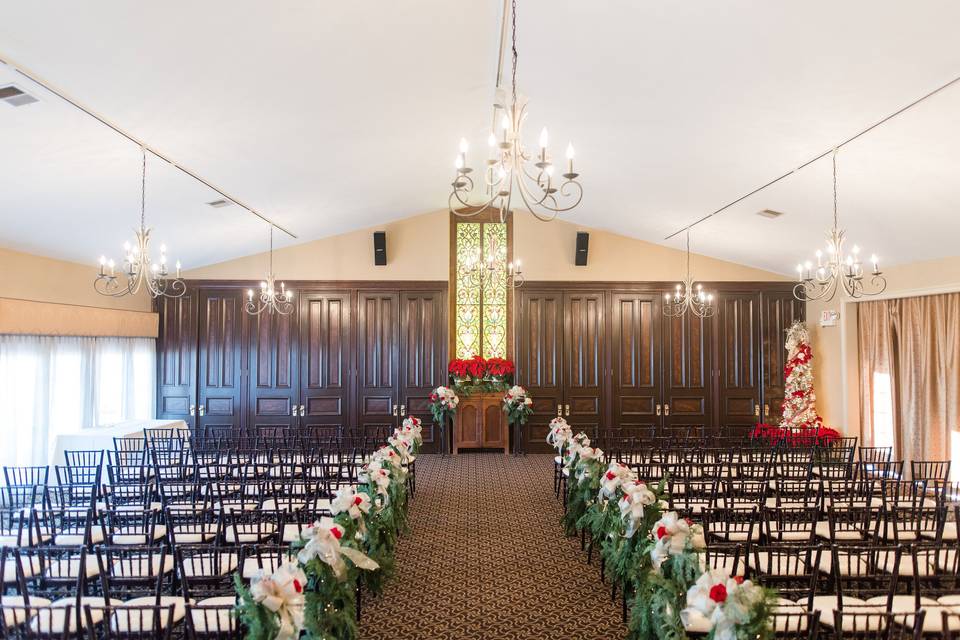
[155,281,448,452]
[515,282,803,453]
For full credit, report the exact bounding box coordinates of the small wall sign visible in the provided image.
[820,309,839,327]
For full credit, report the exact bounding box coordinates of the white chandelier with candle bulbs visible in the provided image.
[95,147,185,299]
[663,231,715,319]
[448,0,583,223]
[461,233,525,290]
[793,149,886,302]
[245,225,294,316]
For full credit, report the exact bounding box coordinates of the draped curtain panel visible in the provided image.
[0,335,156,466]
[858,292,960,466]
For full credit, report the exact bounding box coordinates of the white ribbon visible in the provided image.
[249,561,306,640]
[297,522,379,581]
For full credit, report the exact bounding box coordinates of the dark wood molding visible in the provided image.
[179,279,448,291]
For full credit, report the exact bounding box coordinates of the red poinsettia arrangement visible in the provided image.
[751,421,841,447]
[448,356,516,382]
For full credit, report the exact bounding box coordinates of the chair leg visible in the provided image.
[621,580,629,623]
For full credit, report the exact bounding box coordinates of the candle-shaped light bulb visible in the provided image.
[160,255,167,265]
[151,263,159,273]
[796,264,804,281]
[487,132,497,147]
[545,165,554,177]
[566,143,575,160]
[707,294,714,302]
[539,127,549,149]
[261,281,267,290]
[455,155,464,170]
[98,255,106,276]
[500,114,510,131]
[175,260,181,278]
[286,289,294,300]
[123,241,131,252]
[515,259,521,271]
[459,138,469,154]
[870,254,879,274]
[247,289,254,301]
[160,244,167,254]
[108,258,115,276]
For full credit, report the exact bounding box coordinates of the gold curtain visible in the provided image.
[858,292,960,464]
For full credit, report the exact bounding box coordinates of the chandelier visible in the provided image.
[95,147,185,299]
[793,149,885,302]
[663,231,715,319]
[245,225,294,316]
[448,0,583,223]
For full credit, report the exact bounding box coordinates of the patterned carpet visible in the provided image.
[359,454,625,640]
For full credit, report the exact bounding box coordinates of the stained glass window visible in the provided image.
[454,221,508,359]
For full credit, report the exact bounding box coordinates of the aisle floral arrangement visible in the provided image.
[428,386,459,424]
[502,385,534,426]
[549,434,777,640]
[235,422,421,640]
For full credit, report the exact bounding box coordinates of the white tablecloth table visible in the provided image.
[49,418,189,469]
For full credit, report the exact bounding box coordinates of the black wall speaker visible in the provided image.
[373,231,387,266]
[575,232,589,266]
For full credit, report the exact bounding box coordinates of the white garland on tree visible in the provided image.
[777,321,823,430]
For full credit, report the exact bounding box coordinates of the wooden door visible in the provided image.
[156,292,197,431]
[610,293,662,435]
[516,290,564,453]
[563,291,606,437]
[246,304,299,433]
[454,395,483,451]
[356,292,400,442]
[299,292,353,439]
[399,290,446,452]
[760,292,805,425]
[197,289,244,435]
[663,307,713,437]
[717,292,762,436]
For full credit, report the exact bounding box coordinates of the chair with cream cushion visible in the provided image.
[17,546,105,634]
[768,610,820,638]
[85,602,178,637]
[96,546,178,605]
[164,506,220,546]
[185,601,242,640]
[239,544,292,581]
[176,546,240,602]
[761,506,818,543]
[812,545,900,629]
[832,609,924,637]
[0,604,68,639]
[703,506,760,544]
[749,545,821,610]
[103,509,167,547]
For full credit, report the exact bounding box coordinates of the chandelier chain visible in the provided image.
[140,147,147,230]
[510,0,518,109]
[832,148,838,229]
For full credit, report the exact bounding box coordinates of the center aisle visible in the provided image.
[359,453,625,640]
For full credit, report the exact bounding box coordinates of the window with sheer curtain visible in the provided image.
[0,335,156,466]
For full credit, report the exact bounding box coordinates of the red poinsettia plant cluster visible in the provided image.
[751,422,841,447]
[448,356,515,384]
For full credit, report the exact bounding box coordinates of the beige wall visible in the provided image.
[186,209,786,283]
[809,255,960,437]
[0,246,153,312]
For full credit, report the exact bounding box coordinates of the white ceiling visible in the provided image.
[1,1,960,274]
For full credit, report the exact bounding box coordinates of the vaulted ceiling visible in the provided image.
[1,1,959,274]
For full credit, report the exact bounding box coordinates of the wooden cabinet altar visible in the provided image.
[453,392,508,453]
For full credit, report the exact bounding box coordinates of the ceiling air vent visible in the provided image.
[0,85,39,107]
[757,209,785,219]
[206,199,231,208]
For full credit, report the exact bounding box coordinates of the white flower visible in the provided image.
[681,568,760,637]
[546,419,573,451]
[599,462,636,500]
[330,486,372,520]
[297,522,379,581]
[649,511,705,571]
[618,481,656,538]
[249,561,306,640]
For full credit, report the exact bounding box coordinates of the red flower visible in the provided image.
[429,393,438,402]
[448,359,470,378]
[353,496,363,506]
[709,584,728,603]
[486,357,516,377]
[330,527,342,540]
[684,518,693,526]
[657,526,668,539]
[465,355,487,378]
[733,576,744,584]
[293,579,302,593]
[605,471,616,481]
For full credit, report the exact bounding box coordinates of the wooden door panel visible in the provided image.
[197,289,244,434]
[454,397,483,450]
[663,308,712,436]
[399,290,447,452]
[248,305,299,431]
[564,291,606,440]
[356,292,399,441]
[717,292,762,436]
[761,293,805,425]
[516,291,564,451]
[156,292,197,430]
[611,293,661,435]
[482,399,507,449]
[299,292,352,437]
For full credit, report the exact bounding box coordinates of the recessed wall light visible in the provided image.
[206,199,231,208]
[0,85,39,107]
[757,209,785,219]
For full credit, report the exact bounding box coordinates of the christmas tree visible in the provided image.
[778,321,823,431]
